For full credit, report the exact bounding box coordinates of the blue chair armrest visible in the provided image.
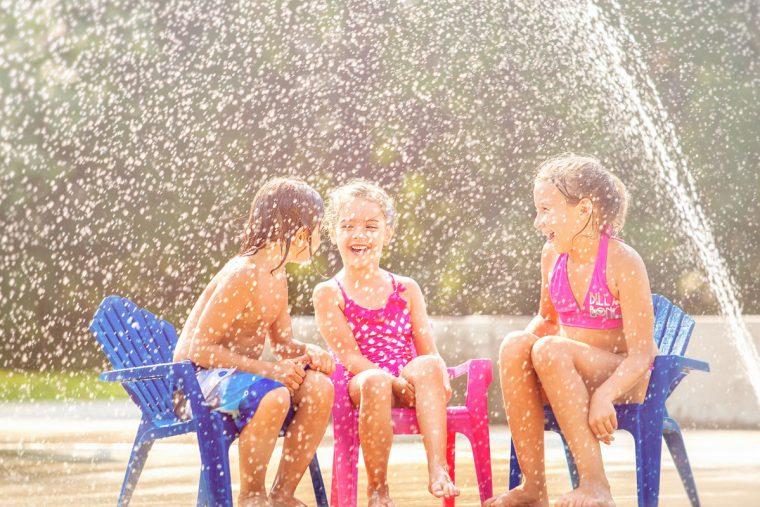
[653,354,710,374]
[99,360,196,385]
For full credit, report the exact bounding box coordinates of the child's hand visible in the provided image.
[392,376,416,407]
[589,393,617,445]
[271,358,307,395]
[304,343,335,375]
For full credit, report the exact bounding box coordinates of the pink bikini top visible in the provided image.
[549,230,623,330]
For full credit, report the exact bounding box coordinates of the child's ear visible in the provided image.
[295,226,310,244]
[578,198,593,216]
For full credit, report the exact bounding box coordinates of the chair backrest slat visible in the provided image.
[90,296,179,421]
[103,301,167,409]
[670,314,695,356]
[650,294,696,356]
[651,294,672,346]
[659,306,685,354]
[121,301,174,405]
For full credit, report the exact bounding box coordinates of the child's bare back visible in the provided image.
[174,254,288,365]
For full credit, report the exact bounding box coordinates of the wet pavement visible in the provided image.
[1,401,759,506]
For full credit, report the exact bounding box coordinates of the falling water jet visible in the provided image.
[563,0,760,406]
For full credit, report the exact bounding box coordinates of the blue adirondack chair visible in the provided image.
[508,294,710,507]
[90,295,329,507]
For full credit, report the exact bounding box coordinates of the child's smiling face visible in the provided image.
[533,180,590,253]
[335,197,392,269]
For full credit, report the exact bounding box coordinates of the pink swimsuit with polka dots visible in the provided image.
[334,273,416,380]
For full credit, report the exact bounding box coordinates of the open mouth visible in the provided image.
[547,231,556,242]
[350,245,370,255]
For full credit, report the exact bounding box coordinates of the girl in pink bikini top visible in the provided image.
[549,228,623,330]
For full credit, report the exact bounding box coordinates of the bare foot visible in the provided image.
[428,467,460,498]
[483,484,549,507]
[239,492,272,507]
[367,484,395,507]
[269,490,306,507]
[554,483,615,507]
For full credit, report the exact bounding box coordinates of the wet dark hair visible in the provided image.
[239,177,324,272]
[535,153,629,236]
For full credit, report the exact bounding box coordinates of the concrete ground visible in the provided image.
[1,401,758,506]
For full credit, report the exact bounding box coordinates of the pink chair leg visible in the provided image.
[444,432,457,507]
[332,419,360,507]
[467,424,493,503]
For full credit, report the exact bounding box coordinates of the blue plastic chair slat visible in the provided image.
[143,310,175,362]
[112,299,156,365]
[123,303,175,407]
[92,317,158,413]
[103,304,147,367]
[114,299,175,406]
[659,306,685,354]
[100,302,169,417]
[671,315,695,357]
[651,295,672,346]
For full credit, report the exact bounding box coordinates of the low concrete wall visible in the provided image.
[291,315,760,429]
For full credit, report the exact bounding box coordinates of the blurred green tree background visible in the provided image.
[1,0,757,369]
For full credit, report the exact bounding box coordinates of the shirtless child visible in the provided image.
[173,178,335,507]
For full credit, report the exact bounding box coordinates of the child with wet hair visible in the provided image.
[174,177,335,507]
[486,154,658,507]
[313,179,460,507]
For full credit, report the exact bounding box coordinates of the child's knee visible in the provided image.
[530,336,564,372]
[302,370,335,404]
[499,331,538,366]
[359,370,393,399]
[259,386,291,415]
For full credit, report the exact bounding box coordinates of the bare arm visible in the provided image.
[313,282,379,375]
[269,306,307,360]
[595,245,656,402]
[526,242,561,337]
[403,277,440,357]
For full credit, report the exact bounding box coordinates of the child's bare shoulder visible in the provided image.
[213,257,264,297]
[608,239,646,272]
[313,279,342,303]
[391,273,422,297]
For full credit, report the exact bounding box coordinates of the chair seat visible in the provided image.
[330,358,493,507]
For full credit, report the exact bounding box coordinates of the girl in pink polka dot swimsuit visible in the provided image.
[313,179,460,507]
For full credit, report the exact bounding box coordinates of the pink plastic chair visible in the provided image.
[330,358,493,507]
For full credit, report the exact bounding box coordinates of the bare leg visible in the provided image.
[484,331,549,507]
[238,386,291,507]
[400,355,459,499]
[349,369,396,507]
[531,336,627,507]
[270,371,334,507]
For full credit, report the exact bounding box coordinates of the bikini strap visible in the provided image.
[333,278,350,303]
[596,229,611,280]
[389,273,398,292]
